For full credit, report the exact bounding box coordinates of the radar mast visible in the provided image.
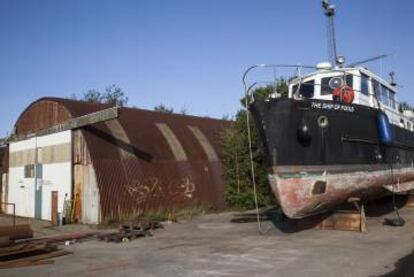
[322,0,340,67]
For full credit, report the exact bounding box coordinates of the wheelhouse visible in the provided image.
[287,67,414,131]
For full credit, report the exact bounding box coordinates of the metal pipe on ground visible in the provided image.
[0,225,33,241]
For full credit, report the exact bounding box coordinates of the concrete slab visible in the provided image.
[1,197,414,277]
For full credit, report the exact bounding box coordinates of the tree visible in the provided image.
[399,101,414,113]
[103,85,128,106]
[180,106,188,115]
[241,78,289,107]
[73,84,128,106]
[154,104,174,114]
[83,89,105,104]
[221,85,278,209]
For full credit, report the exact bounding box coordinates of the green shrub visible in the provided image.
[220,109,276,210]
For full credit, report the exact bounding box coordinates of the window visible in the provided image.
[361,74,370,95]
[407,121,411,131]
[23,164,42,179]
[389,91,396,109]
[400,119,405,128]
[346,75,353,89]
[381,86,390,106]
[293,80,315,98]
[373,80,381,101]
[24,164,35,178]
[321,75,353,95]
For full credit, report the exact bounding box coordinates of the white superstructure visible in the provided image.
[287,66,413,131]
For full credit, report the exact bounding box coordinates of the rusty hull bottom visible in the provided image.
[269,166,414,219]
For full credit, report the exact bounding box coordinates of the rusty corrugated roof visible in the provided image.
[14,97,231,221]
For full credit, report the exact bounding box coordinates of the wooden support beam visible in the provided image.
[316,209,367,232]
[5,106,120,144]
[51,191,58,226]
[296,200,367,233]
[406,193,414,207]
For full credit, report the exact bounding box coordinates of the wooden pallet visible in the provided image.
[98,220,163,243]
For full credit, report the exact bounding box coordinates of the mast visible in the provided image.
[322,0,339,66]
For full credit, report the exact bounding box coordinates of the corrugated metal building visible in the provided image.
[1,98,230,224]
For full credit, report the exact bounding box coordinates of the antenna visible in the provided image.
[389,72,397,87]
[322,0,339,66]
[347,54,392,68]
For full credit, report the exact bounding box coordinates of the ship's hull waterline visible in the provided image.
[250,98,414,219]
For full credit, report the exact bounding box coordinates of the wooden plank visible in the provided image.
[0,243,56,260]
[296,208,366,233]
[0,259,53,269]
[6,106,120,143]
[0,225,33,240]
[317,211,362,231]
[0,243,27,254]
[0,250,71,269]
[406,194,414,207]
[51,191,58,226]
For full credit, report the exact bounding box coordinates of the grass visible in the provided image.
[102,206,212,226]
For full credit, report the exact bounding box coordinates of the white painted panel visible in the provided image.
[8,136,36,218]
[10,137,36,153]
[8,166,35,217]
[40,162,72,220]
[37,130,71,148]
[10,131,71,152]
[7,131,72,220]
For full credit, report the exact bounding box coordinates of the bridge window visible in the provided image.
[293,80,315,98]
[300,80,315,98]
[389,91,396,109]
[361,74,369,95]
[381,86,390,106]
[321,75,353,95]
[373,80,381,101]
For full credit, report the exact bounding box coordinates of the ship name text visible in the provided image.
[311,102,355,113]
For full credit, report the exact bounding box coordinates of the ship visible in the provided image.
[245,0,414,219]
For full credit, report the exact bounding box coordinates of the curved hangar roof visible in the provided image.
[13,97,230,220]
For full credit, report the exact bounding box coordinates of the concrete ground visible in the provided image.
[2,197,414,277]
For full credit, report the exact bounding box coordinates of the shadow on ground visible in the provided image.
[373,249,414,277]
[230,195,410,233]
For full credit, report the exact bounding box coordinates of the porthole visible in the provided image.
[317,115,329,128]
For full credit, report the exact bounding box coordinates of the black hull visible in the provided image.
[251,98,414,168]
[250,98,414,218]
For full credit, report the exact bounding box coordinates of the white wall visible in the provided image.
[7,131,72,221]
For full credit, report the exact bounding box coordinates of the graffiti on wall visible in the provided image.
[126,176,196,205]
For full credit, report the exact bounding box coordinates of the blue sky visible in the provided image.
[0,0,413,137]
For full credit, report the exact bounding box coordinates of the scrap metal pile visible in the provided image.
[0,242,71,269]
[0,219,163,268]
[0,224,71,269]
[0,224,97,269]
[97,220,163,243]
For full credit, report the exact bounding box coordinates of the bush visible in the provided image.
[221,82,289,209]
[220,109,276,209]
